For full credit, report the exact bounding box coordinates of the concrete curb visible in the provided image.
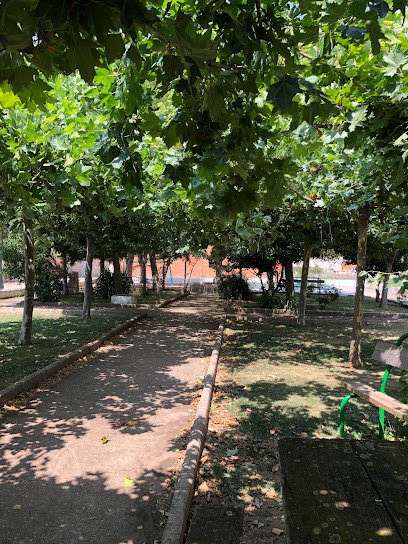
[161,317,226,544]
[0,312,147,407]
[159,291,190,308]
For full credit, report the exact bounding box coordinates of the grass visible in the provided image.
[195,319,408,543]
[240,293,408,313]
[132,288,182,305]
[0,313,134,390]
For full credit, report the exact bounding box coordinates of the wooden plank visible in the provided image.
[372,341,408,370]
[352,440,408,542]
[278,437,404,543]
[341,380,408,422]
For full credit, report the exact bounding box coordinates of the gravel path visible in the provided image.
[0,294,223,544]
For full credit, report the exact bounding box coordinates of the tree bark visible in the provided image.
[297,245,313,326]
[349,205,372,368]
[113,251,122,294]
[19,219,35,345]
[161,259,171,291]
[183,256,188,292]
[100,256,105,275]
[138,254,147,296]
[82,235,94,320]
[284,259,294,302]
[267,270,274,296]
[61,252,69,296]
[150,252,160,294]
[126,254,134,278]
[380,254,396,309]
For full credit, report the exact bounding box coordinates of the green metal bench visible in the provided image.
[339,332,408,439]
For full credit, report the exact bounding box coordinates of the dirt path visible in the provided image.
[0,294,224,544]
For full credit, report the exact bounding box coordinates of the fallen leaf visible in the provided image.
[321,424,326,430]
[197,481,210,494]
[101,435,109,444]
[272,464,280,473]
[300,432,308,438]
[13,505,22,510]
[254,497,262,509]
[125,421,139,426]
[272,528,284,535]
[226,448,238,457]
[124,477,137,488]
[199,455,209,465]
[269,428,278,436]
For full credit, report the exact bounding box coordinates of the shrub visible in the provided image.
[284,293,299,314]
[217,274,251,300]
[257,293,283,309]
[35,254,63,302]
[95,270,133,299]
[317,286,340,309]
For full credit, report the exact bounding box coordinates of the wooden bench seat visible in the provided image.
[340,334,408,438]
[341,380,408,421]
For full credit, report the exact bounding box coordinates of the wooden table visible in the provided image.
[278,438,408,543]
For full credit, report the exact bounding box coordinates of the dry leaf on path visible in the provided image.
[272,528,284,535]
[269,428,278,435]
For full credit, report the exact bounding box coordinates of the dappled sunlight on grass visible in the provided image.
[0,313,136,389]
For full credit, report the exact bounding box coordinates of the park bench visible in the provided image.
[339,332,408,439]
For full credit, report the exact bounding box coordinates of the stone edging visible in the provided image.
[161,318,226,544]
[159,291,190,308]
[0,312,148,407]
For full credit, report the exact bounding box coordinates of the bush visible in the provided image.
[95,270,133,299]
[284,293,299,314]
[257,293,283,309]
[317,286,340,309]
[35,254,63,302]
[217,274,251,301]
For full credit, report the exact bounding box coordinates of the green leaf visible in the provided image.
[266,77,300,113]
[105,34,125,64]
[124,477,137,488]
[139,111,162,137]
[112,152,130,169]
[367,20,385,55]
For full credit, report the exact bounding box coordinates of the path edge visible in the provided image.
[0,312,148,407]
[162,317,226,544]
[159,291,190,308]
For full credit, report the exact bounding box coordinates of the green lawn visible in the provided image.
[218,320,408,441]
[242,292,408,313]
[197,319,408,543]
[0,313,134,390]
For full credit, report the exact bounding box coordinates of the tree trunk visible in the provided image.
[183,257,188,292]
[161,259,171,291]
[100,256,105,275]
[138,254,147,296]
[380,254,396,309]
[267,270,274,296]
[349,205,372,368]
[375,285,380,303]
[61,252,69,296]
[284,259,294,302]
[82,235,94,320]
[215,259,223,280]
[19,219,35,345]
[113,252,122,294]
[150,252,160,294]
[297,245,313,326]
[257,272,266,293]
[126,254,134,278]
